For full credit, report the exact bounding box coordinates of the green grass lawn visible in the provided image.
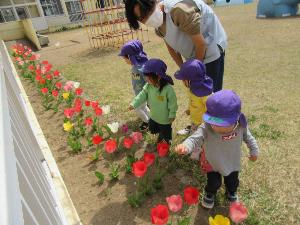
[52,3,300,225]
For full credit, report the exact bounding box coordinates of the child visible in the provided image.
[119,40,150,131]
[176,60,213,136]
[129,59,178,143]
[175,90,259,209]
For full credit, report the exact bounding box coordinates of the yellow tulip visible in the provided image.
[62,92,70,99]
[63,121,73,132]
[209,215,230,225]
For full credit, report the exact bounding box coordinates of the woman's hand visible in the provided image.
[128,105,134,111]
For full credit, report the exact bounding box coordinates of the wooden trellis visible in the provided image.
[80,0,149,48]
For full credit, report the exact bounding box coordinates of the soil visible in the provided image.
[19,76,225,225]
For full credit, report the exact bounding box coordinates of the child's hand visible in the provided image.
[169,118,175,123]
[249,155,258,161]
[175,144,188,155]
[128,105,134,111]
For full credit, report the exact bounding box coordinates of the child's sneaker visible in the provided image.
[139,122,149,131]
[201,193,215,209]
[177,125,192,135]
[226,191,239,203]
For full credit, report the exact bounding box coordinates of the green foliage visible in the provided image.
[95,171,104,185]
[109,163,120,180]
[127,192,145,208]
[177,217,191,225]
[251,123,282,140]
[67,136,82,153]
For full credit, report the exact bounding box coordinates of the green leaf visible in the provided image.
[177,217,191,225]
[95,171,104,185]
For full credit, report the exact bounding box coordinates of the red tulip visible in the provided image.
[74,98,82,107]
[28,64,35,71]
[150,204,169,225]
[75,88,83,96]
[132,161,147,177]
[183,186,199,205]
[74,104,82,113]
[35,68,41,76]
[64,108,74,118]
[39,79,46,85]
[131,131,143,144]
[91,101,99,108]
[229,202,248,224]
[84,117,93,126]
[166,195,183,212]
[41,87,48,94]
[55,82,62,89]
[123,137,134,149]
[94,107,102,116]
[42,60,48,64]
[46,74,53,80]
[92,135,103,145]
[143,153,155,167]
[157,142,169,157]
[53,70,60,77]
[104,139,117,153]
[29,55,36,61]
[52,90,58,97]
[35,74,42,81]
[85,100,91,106]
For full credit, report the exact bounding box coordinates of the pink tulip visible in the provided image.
[166,195,183,212]
[131,132,143,144]
[229,202,248,224]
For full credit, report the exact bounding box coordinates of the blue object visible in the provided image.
[214,0,253,6]
[257,0,300,18]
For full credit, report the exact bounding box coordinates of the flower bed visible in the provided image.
[11,43,249,225]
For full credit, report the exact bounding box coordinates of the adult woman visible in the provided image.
[125,0,227,134]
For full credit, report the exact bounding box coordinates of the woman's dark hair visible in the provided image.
[144,73,168,92]
[124,0,156,30]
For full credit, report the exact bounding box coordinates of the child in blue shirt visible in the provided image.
[119,40,150,130]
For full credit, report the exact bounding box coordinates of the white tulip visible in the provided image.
[72,81,80,89]
[107,122,119,133]
[102,105,110,115]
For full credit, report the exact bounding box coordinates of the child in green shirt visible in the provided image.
[129,59,178,143]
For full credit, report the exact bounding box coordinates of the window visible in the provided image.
[40,0,64,16]
[16,7,29,19]
[0,8,16,22]
[65,0,83,22]
[0,0,12,7]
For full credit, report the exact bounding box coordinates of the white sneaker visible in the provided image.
[177,125,192,135]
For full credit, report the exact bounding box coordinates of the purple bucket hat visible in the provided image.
[141,58,174,85]
[174,59,213,97]
[118,40,148,66]
[203,90,247,127]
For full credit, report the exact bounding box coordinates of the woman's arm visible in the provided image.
[164,41,184,67]
[190,33,207,61]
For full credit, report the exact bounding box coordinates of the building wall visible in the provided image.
[0,21,25,41]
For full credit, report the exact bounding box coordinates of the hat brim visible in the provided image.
[203,113,238,127]
[190,79,213,97]
[174,71,185,80]
[118,52,126,57]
